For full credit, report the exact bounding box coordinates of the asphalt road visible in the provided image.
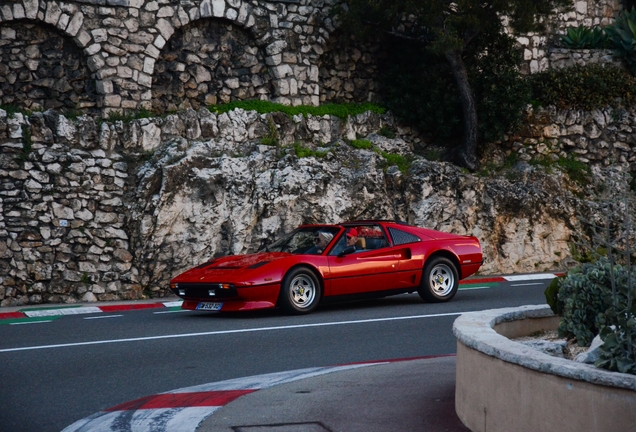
[0,279,551,432]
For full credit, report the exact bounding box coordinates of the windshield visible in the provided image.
[261,226,340,255]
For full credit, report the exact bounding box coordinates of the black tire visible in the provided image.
[418,256,459,303]
[279,267,322,314]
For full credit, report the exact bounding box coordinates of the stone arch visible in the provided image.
[0,19,98,112]
[151,15,273,113]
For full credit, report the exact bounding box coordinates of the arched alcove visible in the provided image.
[318,31,384,104]
[152,18,273,113]
[0,21,97,112]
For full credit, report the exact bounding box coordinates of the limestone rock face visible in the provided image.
[127,110,578,293]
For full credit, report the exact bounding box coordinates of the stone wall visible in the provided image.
[504,106,636,168]
[0,0,379,115]
[515,0,622,74]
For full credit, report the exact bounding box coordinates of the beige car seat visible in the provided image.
[355,237,366,250]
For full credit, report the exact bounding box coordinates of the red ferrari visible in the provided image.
[169,220,483,314]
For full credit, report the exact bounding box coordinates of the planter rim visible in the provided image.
[453,304,636,391]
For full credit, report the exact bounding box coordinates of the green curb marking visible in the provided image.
[459,282,500,290]
[0,316,63,326]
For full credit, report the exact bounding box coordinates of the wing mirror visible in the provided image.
[337,245,356,257]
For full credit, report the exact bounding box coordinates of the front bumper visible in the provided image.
[171,282,280,312]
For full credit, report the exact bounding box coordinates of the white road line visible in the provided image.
[84,315,124,320]
[9,320,53,325]
[153,310,189,314]
[503,273,557,282]
[511,283,545,287]
[163,301,184,307]
[24,307,103,318]
[0,312,463,353]
[458,286,491,290]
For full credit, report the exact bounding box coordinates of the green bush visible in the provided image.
[557,259,615,346]
[596,298,636,373]
[529,64,636,110]
[561,25,609,49]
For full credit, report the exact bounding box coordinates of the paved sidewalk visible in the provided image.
[197,355,468,432]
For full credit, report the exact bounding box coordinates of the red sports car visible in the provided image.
[169,220,483,314]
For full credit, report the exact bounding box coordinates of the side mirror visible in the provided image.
[337,245,356,257]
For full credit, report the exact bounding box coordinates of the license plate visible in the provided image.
[196,302,223,311]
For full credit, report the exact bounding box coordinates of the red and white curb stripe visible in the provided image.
[61,363,385,432]
[0,301,183,320]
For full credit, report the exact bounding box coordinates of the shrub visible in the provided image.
[557,259,616,346]
[529,64,636,110]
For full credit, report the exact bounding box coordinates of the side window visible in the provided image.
[328,225,390,255]
[328,234,348,256]
[358,225,389,250]
[388,227,421,245]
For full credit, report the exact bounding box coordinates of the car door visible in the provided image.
[325,224,402,296]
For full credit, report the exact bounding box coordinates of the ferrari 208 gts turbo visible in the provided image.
[170,220,483,314]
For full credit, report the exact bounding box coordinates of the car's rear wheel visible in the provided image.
[418,256,458,302]
[279,267,321,314]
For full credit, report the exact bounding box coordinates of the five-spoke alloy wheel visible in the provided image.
[418,256,459,302]
[279,267,321,314]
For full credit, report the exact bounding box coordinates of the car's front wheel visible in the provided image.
[418,256,459,302]
[279,267,321,314]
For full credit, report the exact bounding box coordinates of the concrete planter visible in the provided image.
[453,305,636,432]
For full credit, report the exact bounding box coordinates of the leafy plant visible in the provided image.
[606,7,636,74]
[18,125,32,165]
[293,142,328,158]
[0,104,26,118]
[529,64,636,110]
[557,155,591,186]
[349,139,374,150]
[260,117,279,147]
[377,151,412,172]
[557,260,615,345]
[106,108,155,123]
[378,126,396,139]
[561,25,609,49]
[209,100,385,119]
